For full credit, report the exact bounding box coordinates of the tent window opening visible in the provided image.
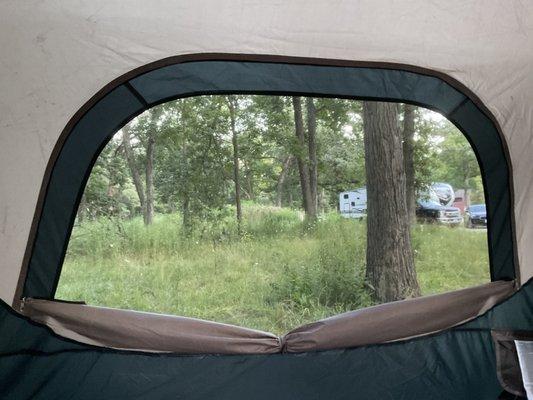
[55,95,489,335]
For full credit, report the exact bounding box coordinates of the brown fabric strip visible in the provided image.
[21,298,281,354]
[283,280,515,353]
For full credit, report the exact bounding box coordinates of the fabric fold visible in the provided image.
[21,298,281,354]
[283,280,515,352]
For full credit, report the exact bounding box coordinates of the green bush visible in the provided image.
[242,204,303,238]
[269,214,372,316]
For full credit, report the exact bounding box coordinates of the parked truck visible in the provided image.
[416,183,463,226]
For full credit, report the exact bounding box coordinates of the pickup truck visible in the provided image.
[416,199,464,226]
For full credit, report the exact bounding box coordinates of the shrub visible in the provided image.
[268,213,373,316]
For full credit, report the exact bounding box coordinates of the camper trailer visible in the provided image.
[430,182,455,207]
[339,188,367,218]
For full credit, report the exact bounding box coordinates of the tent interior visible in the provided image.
[1,2,533,399]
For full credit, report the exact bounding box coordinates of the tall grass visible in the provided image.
[57,204,489,334]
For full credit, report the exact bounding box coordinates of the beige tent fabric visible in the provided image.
[22,280,514,354]
[22,298,281,354]
[1,2,533,304]
[283,280,515,353]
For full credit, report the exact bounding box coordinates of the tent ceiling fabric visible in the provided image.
[1,1,533,304]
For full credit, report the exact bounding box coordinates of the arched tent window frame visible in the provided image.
[14,54,518,305]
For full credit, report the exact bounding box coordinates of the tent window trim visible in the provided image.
[15,54,518,310]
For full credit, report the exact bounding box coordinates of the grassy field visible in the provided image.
[57,205,489,335]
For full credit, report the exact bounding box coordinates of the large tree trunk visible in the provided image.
[363,101,420,303]
[276,155,293,207]
[402,104,416,223]
[292,97,315,220]
[306,98,318,213]
[144,132,155,225]
[228,96,242,235]
[122,125,146,214]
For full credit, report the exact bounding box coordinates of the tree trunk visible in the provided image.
[292,97,315,220]
[77,192,87,223]
[246,169,254,201]
[144,132,155,225]
[182,194,191,236]
[122,125,146,213]
[306,98,318,214]
[228,96,242,235]
[276,155,293,207]
[363,101,420,303]
[241,160,254,201]
[402,104,416,223]
[319,187,327,213]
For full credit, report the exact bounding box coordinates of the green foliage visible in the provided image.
[82,96,483,223]
[155,98,230,225]
[82,140,135,218]
[425,118,483,198]
[412,110,441,195]
[318,100,366,205]
[269,214,372,316]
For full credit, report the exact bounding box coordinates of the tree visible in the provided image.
[79,137,134,220]
[122,106,163,225]
[306,98,318,213]
[314,98,363,208]
[144,129,156,225]
[143,106,164,225]
[435,130,481,206]
[276,155,293,207]
[291,96,316,220]
[122,125,146,214]
[154,97,229,234]
[227,95,242,235]
[363,101,420,303]
[250,96,297,207]
[402,104,416,223]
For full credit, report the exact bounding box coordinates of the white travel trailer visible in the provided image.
[339,188,367,218]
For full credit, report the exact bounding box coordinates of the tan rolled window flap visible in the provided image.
[21,280,515,355]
